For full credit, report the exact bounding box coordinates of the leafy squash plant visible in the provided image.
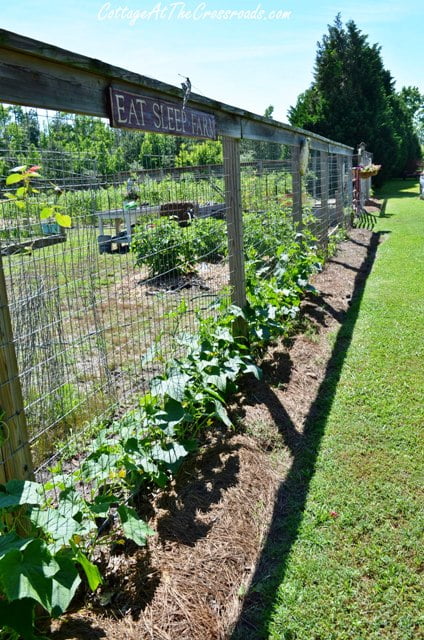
[0,479,102,639]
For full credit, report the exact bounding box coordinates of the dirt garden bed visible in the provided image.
[49,226,377,640]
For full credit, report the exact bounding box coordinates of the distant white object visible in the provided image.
[420,173,424,199]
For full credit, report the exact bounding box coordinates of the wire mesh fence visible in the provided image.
[0,104,354,484]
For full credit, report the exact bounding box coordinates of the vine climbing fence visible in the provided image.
[0,28,355,484]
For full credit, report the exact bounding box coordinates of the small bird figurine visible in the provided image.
[181,77,191,110]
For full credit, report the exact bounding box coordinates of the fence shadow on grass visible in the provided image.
[231,230,385,639]
[156,439,241,547]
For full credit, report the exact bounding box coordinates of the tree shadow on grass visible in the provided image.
[231,230,385,639]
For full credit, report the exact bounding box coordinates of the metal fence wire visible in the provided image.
[0,105,354,484]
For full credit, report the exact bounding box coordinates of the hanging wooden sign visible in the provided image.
[108,87,217,140]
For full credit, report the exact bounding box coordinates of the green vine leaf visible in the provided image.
[70,543,103,591]
[0,539,59,612]
[0,479,44,509]
[50,553,81,618]
[151,372,191,402]
[0,597,36,639]
[55,213,72,228]
[0,532,34,559]
[40,207,55,219]
[117,505,154,547]
[29,507,82,546]
[6,173,24,185]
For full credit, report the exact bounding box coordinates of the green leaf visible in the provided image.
[25,171,41,178]
[50,553,81,618]
[0,479,43,509]
[0,539,59,612]
[150,442,189,473]
[55,213,72,228]
[0,597,36,639]
[29,507,81,545]
[57,487,86,519]
[213,327,234,343]
[141,343,159,365]
[204,373,229,393]
[213,400,232,428]
[0,532,34,560]
[6,173,24,185]
[16,186,27,198]
[160,397,185,425]
[2,192,16,200]
[70,542,102,591]
[117,505,154,546]
[151,372,191,402]
[40,206,54,220]
[88,493,119,517]
[203,386,226,404]
[81,453,116,483]
[243,363,263,380]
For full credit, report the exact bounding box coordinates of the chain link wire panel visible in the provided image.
[0,106,231,475]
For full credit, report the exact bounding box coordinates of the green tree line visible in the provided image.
[288,15,422,182]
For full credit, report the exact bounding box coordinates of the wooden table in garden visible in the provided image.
[95,204,160,252]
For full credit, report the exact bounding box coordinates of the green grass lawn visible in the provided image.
[264,180,424,639]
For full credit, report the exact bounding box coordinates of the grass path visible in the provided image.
[266,181,423,639]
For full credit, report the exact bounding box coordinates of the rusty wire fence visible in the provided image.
[0,105,353,483]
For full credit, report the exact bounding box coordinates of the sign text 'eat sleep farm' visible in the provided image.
[108,87,217,140]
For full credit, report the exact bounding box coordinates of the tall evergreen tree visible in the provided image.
[288,15,420,181]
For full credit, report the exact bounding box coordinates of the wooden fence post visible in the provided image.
[292,144,302,229]
[0,255,33,483]
[222,136,248,338]
[320,150,329,249]
[347,154,354,225]
[336,154,344,227]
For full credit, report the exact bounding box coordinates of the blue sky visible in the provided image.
[1,1,423,122]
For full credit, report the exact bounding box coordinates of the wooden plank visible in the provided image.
[336,154,344,227]
[222,137,247,337]
[0,50,242,138]
[1,234,66,256]
[328,144,352,156]
[292,145,302,229]
[241,119,302,147]
[0,255,33,483]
